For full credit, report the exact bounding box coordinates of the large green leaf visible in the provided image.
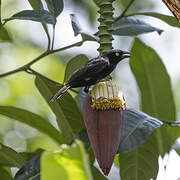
[0,144,25,168]
[91,166,107,180]
[0,26,12,42]
[130,38,176,123]
[20,149,43,162]
[28,0,43,9]
[119,131,160,180]
[118,38,178,180]
[14,150,44,180]
[27,135,59,151]
[130,38,180,153]
[0,106,63,145]
[4,10,56,25]
[64,55,88,83]
[41,140,93,180]
[118,108,162,153]
[14,155,40,180]
[126,12,180,28]
[70,14,99,41]
[35,75,84,143]
[0,167,13,180]
[77,128,90,151]
[27,0,51,49]
[45,0,64,17]
[113,17,163,36]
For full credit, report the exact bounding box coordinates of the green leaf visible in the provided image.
[126,12,180,28]
[41,140,93,180]
[0,135,2,143]
[112,17,163,36]
[130,38,176,124]
[0,167,13,180]
[118,38,178,180]
[0,26,12,42]
[35,75,84,144]
[28,0,43,9]
[27,0,51,49]
[77,128,90,151]
[27,136,59,151]
[14,155,40,180]
[20,149,43,162]
[70,14,99,41]
[4,10,56,25]
[118,108,162,153]
[45,0,64,17]
[0,144,25,168]
[119,131,160,180]
[64,55,88,83]
[0,106,63,145]
[91,166,107,180]
[114,155,119,167]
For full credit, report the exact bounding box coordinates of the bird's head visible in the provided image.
[103,49,130,64]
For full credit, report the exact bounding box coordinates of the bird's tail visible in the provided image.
[50,85,70,102]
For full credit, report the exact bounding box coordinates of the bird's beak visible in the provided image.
[122,51,130,58]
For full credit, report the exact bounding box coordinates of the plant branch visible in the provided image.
[0,40,84,78]
[0,67,23,77]
[25,50,50,67]
[52,41,83,53]
[27,68,78,94]
[26,67,60,84]
[115,0,135,21]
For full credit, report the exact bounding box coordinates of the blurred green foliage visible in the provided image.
[0,0,180,179]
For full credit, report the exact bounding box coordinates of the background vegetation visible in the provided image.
[0,0,180,179]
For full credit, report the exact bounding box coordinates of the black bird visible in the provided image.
[50,49,130,101]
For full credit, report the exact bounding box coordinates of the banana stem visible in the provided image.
[97,0,115,56]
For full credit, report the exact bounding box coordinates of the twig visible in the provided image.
[0,51,50,78]
[27,67,60,85]
[52,41,83,53]
[115,0,135,21]
[0,40,84,78]
[27,67,79,94]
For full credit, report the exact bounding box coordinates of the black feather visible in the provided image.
[51,49,130,101]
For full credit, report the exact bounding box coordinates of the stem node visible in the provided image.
[97,0,115,56]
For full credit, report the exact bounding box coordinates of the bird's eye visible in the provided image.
[115,52,119,56]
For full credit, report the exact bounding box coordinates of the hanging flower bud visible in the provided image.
[83,81,125,176]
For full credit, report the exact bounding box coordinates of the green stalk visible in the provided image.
[97,0,115,56]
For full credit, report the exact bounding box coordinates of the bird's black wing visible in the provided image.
[68,57,109,83]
